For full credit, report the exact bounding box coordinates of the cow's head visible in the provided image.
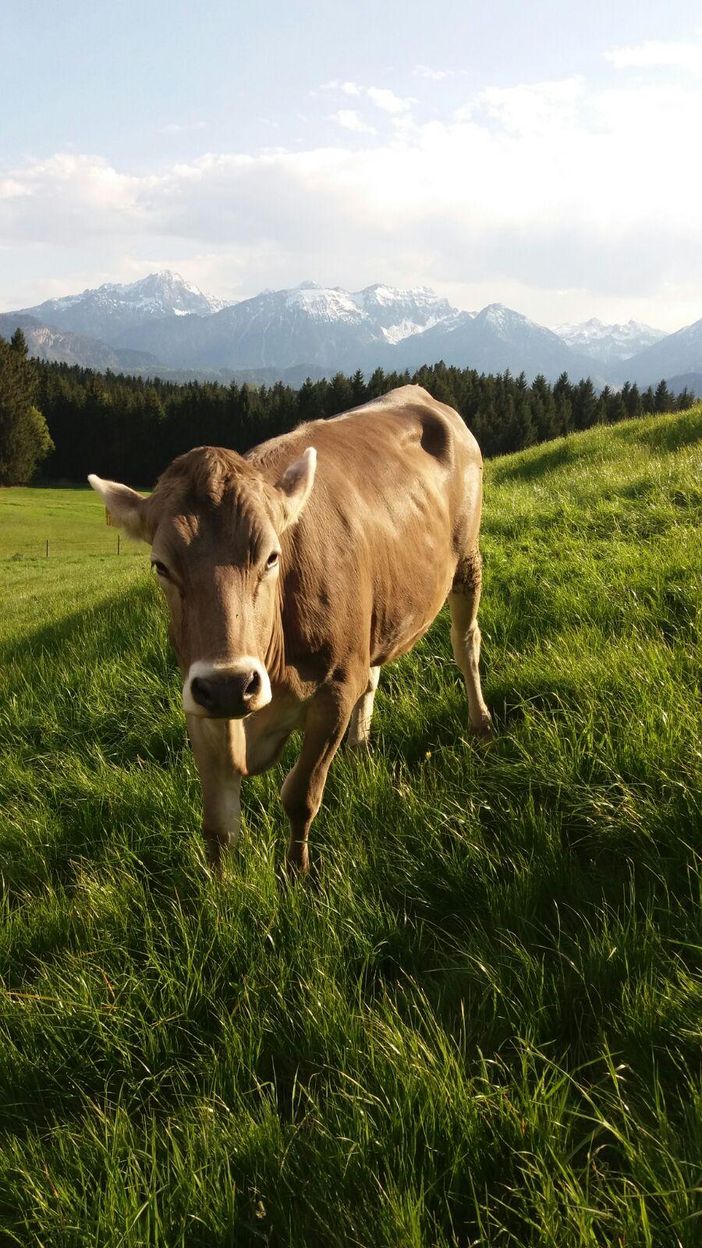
[89,445,316,718]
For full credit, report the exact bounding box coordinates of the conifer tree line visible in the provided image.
[0,330,696,486]
[0,330,53,484]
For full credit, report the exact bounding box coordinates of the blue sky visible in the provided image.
[2,0,701,328]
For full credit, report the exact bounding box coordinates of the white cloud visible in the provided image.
[470,76,585,135]
[366,86,414,115]
[605,38,702,73]
[3,68,702,329]
[0,153,146,241]
[320,80,415,122]
[158,121,207,135]
[329,109,376,134]
[317,80,362,96]
[413,64,456,81]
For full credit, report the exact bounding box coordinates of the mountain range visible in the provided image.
[3,271,701,390]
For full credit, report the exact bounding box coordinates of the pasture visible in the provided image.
[0,406,701,1246]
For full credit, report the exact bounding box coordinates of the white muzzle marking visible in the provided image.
[183,657,272,717]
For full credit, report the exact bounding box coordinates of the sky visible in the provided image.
[1,0,701,330]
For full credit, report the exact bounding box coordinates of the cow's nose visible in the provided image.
[244,668,261,699]
[190,675,218,712]
[190,669,262,718]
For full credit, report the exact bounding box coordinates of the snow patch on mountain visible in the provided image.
[379,317,445,344]
[19,271,229,343]
[554,317,665,362]
[350,283,457,344]
[284,285,366,323]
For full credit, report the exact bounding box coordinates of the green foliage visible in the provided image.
[0,333,53,485]
[0,406,701,1244]
[19,347,698,486]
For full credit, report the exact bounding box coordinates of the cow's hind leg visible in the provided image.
[346,665,380,749]
[449,551,492,737]
[281,682,357,876]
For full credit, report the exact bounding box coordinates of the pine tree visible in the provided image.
[530,374,558,440]
[350,369,366,405]
[553,372,572,436]
[621,381,643,419]
[572,378,598,430]
[654,379,672,413]
[0,333,54,484]
[641,386,656,413]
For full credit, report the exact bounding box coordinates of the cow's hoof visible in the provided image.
[471,714,494,740]
[284,845,310,880]
[345,736,371,753]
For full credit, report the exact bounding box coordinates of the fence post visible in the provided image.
[117,533,121,556]
[45,539,49,558]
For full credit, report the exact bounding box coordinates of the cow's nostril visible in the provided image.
[191,676,215,709]
[243,669,262,700]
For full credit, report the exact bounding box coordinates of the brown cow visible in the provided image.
[89,385,491,874]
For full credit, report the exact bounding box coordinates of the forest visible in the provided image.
[0,327,696,485]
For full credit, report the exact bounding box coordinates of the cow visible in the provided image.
[88,385,491,875]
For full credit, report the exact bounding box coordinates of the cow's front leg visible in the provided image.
[346,665,380,749]
[280,682,357,876]
[187,715,243,871]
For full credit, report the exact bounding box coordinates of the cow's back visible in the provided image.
[248,385,483,671]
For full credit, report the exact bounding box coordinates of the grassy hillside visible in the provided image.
[0,485,143,563]
[0,406,701,1246]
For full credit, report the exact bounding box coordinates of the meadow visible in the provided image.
[0,406,701,1246]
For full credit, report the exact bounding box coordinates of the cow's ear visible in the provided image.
[277,447,317,529]
[88,474,149,542]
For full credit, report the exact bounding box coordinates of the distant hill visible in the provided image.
[664,373,701,396]
[622,317,702,386]
[0,313,159,371]
[384,304,607,384]
[4,271,702,386]
[114,281,456,373]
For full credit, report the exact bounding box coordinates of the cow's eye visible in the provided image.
[265,550,280,571]
[151,559,170,580]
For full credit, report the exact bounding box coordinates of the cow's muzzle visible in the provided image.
[183,659,272,718]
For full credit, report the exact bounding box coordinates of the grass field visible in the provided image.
[1,408,701,1246]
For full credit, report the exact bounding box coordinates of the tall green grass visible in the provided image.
[0,407,701,1245]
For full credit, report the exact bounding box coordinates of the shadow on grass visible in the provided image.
[489,438,585,484]
[0,574,187,773]
[0,578,158,666]
[613,408,702,453]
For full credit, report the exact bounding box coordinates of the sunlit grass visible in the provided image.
[0,406,701,1245]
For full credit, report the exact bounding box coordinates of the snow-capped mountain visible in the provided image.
[5,272,698,387]
[623,316,702,386]
[390,303,606,382]
[554,318,665,365]
[114,281,459,372]
[18,271,228,344]
[353,284,457,344]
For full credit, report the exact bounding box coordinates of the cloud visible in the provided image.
[3,66,702,328]
[413,64,456,81]
[317,80,362,97]
[469,76,585,134]
[319,80,415,122]
[365,87,415,115]
[0,153,146,242]
[329,109,376,134]
[158,121,207,135]
[604,38,702,73]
